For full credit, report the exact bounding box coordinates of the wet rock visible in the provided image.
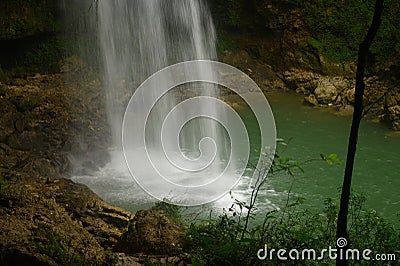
[283,68,353,106]
[0,98,17,142]
[115,209,186,255]
[262,79,287,91]
[0,143,28,171]
[60,56,89,74]
[0,71,137,265]
[387,105,400,129]
[9,92,42,113]
[314,79,338,104]
[8,131,45,151]
[337,105,354,116]
[21,158,60,178]
[304,94,318,106]
[0,182,108,266]
[11,78,28,86]
[220,50,280,91]
[14,118,25,133]
[393,121,400,131]
[385,93,399,108]
[342,88,355,105]
[51,179,131,248]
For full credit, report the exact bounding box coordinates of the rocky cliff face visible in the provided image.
[284,68,400,130]
[0,0,64,75]
[0,59,115,265]
[0,58,190,265]
[210,0,400,130]
[220,48,400,130]
[0,0,58,41]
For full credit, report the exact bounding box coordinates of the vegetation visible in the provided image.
[216,32,238,54]
[153,142,399,265]
[185,192,399,265]
[211,0,399,69]
[0,0,58,41]
[15,36,66,74]
[303,0,398,66]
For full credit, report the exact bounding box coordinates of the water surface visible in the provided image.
[73,90,399,224]
[261,91,400,223]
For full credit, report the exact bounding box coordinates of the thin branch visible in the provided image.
[336,1,384,265]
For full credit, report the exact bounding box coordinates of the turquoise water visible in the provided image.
[247,91,400,223]
[74,90,399,224]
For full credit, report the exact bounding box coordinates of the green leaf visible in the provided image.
[327,153,341,165]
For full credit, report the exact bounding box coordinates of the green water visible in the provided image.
[242,91,400,223]
[80,90,399,225]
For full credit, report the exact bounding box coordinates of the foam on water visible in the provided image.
[68,0,277,211]
[71,148,280,212]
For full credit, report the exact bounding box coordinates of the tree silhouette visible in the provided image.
[336,0,384,265]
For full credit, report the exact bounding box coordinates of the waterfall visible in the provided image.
[97,0,219,149]
[63,0,277,210]
[66,0,237,207]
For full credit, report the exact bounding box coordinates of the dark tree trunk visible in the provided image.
[336,1,384,265]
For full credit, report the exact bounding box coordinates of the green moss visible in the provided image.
[212,0,242,28]
[302,0,400,66]
[210,0,399,71]
[0,0,65,74]
[0,0,58,41]
[307,37,322,50]
[17,36,66,73]
[0,67,7,83]
[216,32,237,53]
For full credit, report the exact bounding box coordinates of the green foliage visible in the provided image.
[152,199,182,223]
[35,224,87,266]
[307,37,322,50]
[212,0,242,28]
[9,96,41,112]
[0,175,10,191]
[183,143,399,265]
[0,0,58,41]
[188,193,399,265]
[302,0,400,66]
[302,0,374,63]
[216,32,237,54]
[0,180,29,208]
[211,0,399,68]
[0,178,12,207]
[320,153,341,166]
[16,36,66,74]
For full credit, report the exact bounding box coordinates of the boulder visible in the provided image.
[343,88,355,105]
[304,94,319,106]
[314,79,338,104]
[0,181,108,266]
[0,98,17,142]
[388,105,400,121]
[393,121,400,131]
[114,209,186,255]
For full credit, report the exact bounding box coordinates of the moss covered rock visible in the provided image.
[115,209,186,255]
[0,0,57,41]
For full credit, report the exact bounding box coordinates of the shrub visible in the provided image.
[183,145,399,265]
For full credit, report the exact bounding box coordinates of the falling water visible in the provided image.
[97,0,219,149]
[69,0,239,207]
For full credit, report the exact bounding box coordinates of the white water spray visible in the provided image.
[69,0,276,209]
